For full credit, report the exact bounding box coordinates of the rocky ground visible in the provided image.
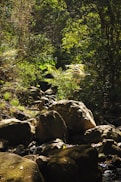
[0,87,121,182]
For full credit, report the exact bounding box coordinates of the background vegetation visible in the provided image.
[0,0,121,124]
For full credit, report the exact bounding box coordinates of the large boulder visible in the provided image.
[40,144,101,182]
[0,118,33,145]
[35,110,67,143]
[0,152,44,182]
[83,125,121,144]
[49,100,96,134]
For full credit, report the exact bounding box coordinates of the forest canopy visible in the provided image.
[0,0,121,123]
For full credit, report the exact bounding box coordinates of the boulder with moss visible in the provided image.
[38,144,101,182]
[0,152,44,182]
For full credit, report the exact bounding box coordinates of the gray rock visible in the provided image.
[99,139,121,157]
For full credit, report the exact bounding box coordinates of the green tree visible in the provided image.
[1,0,121,124]
[75,0,121,122]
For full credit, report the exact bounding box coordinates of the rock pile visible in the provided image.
[0,99,121,181]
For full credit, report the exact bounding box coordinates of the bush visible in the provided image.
[45,64,86,99]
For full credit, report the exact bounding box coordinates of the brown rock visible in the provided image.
[44,145,101,182]
[35,110,67,143]
[49,100,96,134]
[0,152,44,182]
[83,125,121,144]
[0,118,33,145]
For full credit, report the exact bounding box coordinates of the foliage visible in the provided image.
[3,92,12,101]
[17,61,40,87]
[10,98,19,106]
[0,0,121,123]
[45,64,86,99]
[81,0,121,121]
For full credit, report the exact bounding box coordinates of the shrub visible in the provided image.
[45,64,86,99]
